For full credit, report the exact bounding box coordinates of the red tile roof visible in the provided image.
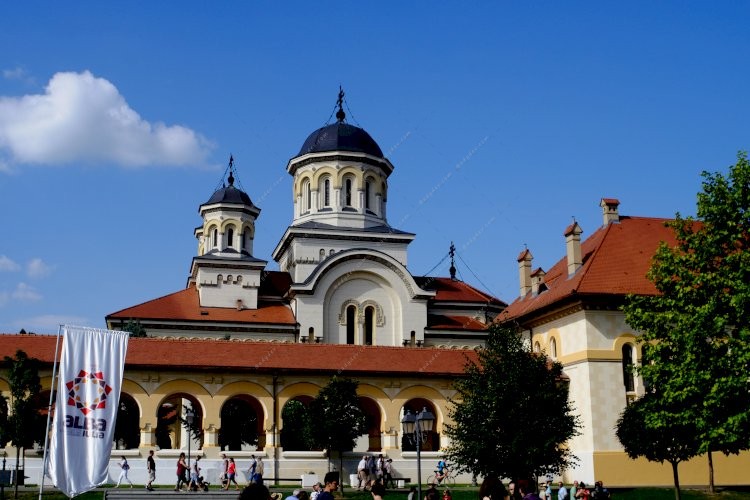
[417,277,506,306]
[106,284,296,325]
[499,216,681,323]
[427,314,488,331]
[0,334,477,377]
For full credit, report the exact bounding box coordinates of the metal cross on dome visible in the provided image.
[336,86,346,122]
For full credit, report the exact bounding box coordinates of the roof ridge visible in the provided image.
[573,222,615,293]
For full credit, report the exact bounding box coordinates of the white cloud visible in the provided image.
[12,314,90,333]
[27,258,54,278]
[0,255,20,272]
[11,282,42,301]
[3,67,36,85]
[0,70,214,169]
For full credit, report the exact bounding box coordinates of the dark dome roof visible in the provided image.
[298,122,384,158]
[206,184,254,206]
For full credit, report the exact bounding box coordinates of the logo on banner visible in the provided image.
[64,370,113,439]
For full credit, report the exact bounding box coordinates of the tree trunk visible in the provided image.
[708,450,715,494]
[670,460,681,500]
[339,452,345,494]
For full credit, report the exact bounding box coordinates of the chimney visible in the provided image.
[600,198,620,225]
[517,248,533,297]
[531,268,546,294]
[564,221,583,275]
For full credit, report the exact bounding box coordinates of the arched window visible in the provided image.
[364,306,374,345]
[323,178,331,207]
[534,341,541,353]
[346,305,357,345]
[365,180,372,210]
[344,178,353,206]
[550,338,557,359]
[227,227,234,248]
[302,179,311,212]
[622,344,635,392]
[319,249,325,261]
[212,228,218,248]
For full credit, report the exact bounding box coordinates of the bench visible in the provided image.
[263,477,304,486]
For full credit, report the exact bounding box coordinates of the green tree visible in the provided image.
[0,393,8,447]
[219,398,259,451]
[122,319,148,337]
[280,399,313,451]
[616,393,699,500]
[623,152,750,492]
[4,350,44,498]
[307,376,366,484]
[445,324,580,481]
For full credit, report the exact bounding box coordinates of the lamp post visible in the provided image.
[185,408,195,469]
[401,407,435,500]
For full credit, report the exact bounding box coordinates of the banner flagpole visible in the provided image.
[38,324,64,500]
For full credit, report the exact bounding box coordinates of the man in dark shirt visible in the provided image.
[317,472,339,500]
[146,450,156,491]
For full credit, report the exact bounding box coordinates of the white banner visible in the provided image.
[47,325,129,498]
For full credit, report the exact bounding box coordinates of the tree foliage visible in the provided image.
[623,152,750,489]
[616,393,699,500]
[445,324,580,481]
[0,393,8,447]
[122,319,148,337]
[307,376,366,476]
[280,399,313,451]
[219,398,259,451]
[4,349,44,494]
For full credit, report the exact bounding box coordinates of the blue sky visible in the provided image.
[1,3,749,333]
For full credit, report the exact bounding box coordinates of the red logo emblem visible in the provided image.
[66,370,113,415]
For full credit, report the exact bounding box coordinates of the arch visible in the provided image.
[226,225,235,249]
[155,393,204,450]
[301,177,312,212]
[360,300,385,327]
[359,396,382,451]
[319,176,332,208]
[343,176,354,207]
[534,341,541,353]
[550,337,558,359]
[310,165,338,187]
[219,395,264,451]
[346,304,357,345]
[365,179,372,210]
[281,396,315,451]
[401,398,440,451]
[364,306,375,346]
[622,343,636,392]
[114,392,141,450]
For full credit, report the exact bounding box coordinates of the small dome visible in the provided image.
[206,184,254,206]
[298,122,384,158]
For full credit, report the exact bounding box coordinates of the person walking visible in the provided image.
[224,457,240,490]
[557,482,568,500]
[146,450,156,491]
[116,456,134,488]
[175,452,188,491]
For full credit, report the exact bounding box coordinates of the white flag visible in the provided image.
[47,325,129,497]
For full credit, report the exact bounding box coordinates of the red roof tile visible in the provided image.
[427,314,488,331]
[0,334,477,377]
[417,277,506,306]
[499,216,682,323]
[106,285,296,325]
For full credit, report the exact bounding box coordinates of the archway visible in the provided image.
[281,395,314,451]
[155,393,203,450]
[358,396,382,451]
[401,398,439,451]
[114,392,140,450]
[219,395,264,451]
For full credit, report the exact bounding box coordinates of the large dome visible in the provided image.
[298,122,384,158]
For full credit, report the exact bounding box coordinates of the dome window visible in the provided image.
[344,178,353,207]
[365,180,372,210]
[212,228,218,248]
[322,178,331,207]
[227,227,234,248]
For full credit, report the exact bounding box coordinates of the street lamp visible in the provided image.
[401,407,435,500]
[185,407,195,469]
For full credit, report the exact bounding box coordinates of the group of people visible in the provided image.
[356,454,396,489]
[239,471,341,500]
[478,477,611,500]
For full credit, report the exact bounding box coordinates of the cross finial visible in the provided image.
[449,242,457,280]
[227,154,235,186]
[336,86,346,122]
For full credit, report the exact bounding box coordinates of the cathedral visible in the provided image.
[1,93,748,489]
